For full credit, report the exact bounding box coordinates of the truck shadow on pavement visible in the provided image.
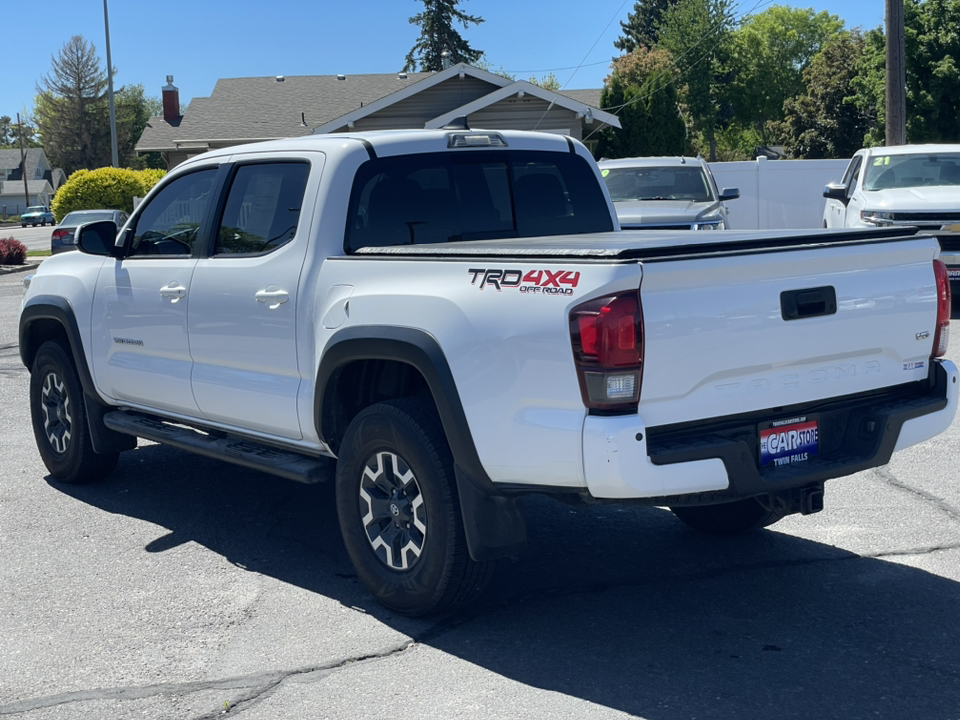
[52,441,960,720]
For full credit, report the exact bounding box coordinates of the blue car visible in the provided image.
[21,206,56,227]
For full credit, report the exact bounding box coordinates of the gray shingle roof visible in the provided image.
[0,147,48,177]
[0,179,54,196]
[136,71,608,152]
[561,89,604,109]
[138,72,433,150]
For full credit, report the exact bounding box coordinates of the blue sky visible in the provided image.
[3,0,884,119]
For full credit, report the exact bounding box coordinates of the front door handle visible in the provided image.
[159,283,187,302]
[255,286,289,310]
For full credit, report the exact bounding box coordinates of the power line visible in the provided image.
[583,0,776,142]
[533,0,630,131]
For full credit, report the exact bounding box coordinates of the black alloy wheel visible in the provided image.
[30,341,119,484]
[336,399,493,616]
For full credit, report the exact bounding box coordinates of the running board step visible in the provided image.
[103,411,333,484]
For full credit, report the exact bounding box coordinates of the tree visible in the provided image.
[596,47,686,158]
[529,73,562,91]
[726,6,844,144]
[403,0,484,72]
[614,0,680,53]
[903,0,960,143]
[0,114,41,149]
[658,0,733,161]
[34,35,111,174]
[852,0,960,147]
[779,31,872,158]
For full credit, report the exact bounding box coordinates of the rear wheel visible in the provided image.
[335,399,492,616]
[670,498,784,535]
[30,341,119,484]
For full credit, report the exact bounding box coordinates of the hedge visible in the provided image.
[0,237,27,265]
[52,167,166,223]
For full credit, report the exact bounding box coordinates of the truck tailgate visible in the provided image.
[637,235,943,427]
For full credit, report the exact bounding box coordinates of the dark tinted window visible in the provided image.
[345,151,612,252]
[215,162,310,255]
[602,166,713,202]
[129,169,218,257]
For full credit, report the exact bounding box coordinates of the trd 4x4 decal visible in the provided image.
[468,268,581,295]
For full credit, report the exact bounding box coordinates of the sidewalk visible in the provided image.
[0,261,42,275]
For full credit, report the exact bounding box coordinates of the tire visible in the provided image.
[335,398,493,616]
[670,497,784,535]
[21,223,26,228]
[30,341,119,484]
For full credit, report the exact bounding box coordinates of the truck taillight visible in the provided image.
[569,292,644,412]
[933,259,951,358]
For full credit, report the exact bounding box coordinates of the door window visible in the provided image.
[214,163,310,256]
[129,169,219,257]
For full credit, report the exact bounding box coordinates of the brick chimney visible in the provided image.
[162,75,181,122]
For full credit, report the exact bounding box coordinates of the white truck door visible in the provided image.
[187,158,318,440]
[826,153,864,228]
[91,167,220,416]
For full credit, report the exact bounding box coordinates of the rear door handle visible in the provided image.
[159,283,187,302]
[255,287,289,309]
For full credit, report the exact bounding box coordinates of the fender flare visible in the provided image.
[315,325,526,561]
[19,296,135,454]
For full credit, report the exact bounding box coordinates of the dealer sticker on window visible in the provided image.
[760,416,819,468]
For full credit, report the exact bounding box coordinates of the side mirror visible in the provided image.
[823,182,849,202]
[76,220,121,258]
[718,187,740,201]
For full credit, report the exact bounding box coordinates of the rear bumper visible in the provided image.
[583,360,958,502]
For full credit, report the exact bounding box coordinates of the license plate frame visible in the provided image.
[759,415,819,468]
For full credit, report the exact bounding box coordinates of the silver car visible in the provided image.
[599,156,739,230]
[51,209,129,254]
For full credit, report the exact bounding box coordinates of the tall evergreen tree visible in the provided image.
[403,0,484,72]
[34,36,111,174]
[614,0,680,53]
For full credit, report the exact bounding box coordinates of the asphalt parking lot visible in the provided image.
[2,268,960,719]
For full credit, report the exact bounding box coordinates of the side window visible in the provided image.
[215,163,310,256]
[846,157,863,197]
[129,169,218,257]
[841,155,861,188]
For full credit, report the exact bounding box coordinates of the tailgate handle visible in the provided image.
[781,286,837,321]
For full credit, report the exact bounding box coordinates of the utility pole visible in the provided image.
[17,113,30,211]
[103,0,119,167]
[885,0,906,146]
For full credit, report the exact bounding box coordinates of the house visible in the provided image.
[0,148,66,215]
[136,64,619,170]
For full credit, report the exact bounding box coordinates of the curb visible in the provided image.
[0,262,41,276]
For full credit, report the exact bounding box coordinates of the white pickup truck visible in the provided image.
[19,126,957,615]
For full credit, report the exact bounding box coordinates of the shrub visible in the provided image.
[0,237,28,265]
[52,167,167,222]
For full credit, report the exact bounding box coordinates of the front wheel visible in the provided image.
[335,399,492,616]
[670,498,784,535]
[30,341,118,484]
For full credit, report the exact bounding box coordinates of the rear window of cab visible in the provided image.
[344,150,612,252]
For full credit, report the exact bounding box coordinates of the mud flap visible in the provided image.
[455,466,527,562]
[85,394,137,454]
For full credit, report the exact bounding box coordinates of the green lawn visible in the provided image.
[27,250,52,258]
